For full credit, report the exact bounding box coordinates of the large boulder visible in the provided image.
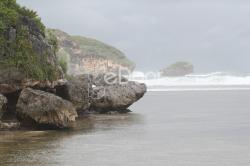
[16,88,77,129]
[91,81,147,113]
[92,73,128,86]
[0,94,7,119]
[56,74,92,113]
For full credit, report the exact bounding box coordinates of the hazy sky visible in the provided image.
[17,0,250,73]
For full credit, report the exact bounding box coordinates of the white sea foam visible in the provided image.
[130,71,250,91]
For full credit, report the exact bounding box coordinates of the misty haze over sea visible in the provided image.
[2,1,250,166]
[17,0,250,73]
[129,71,250,91]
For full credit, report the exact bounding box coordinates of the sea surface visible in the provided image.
[1,90,250,166]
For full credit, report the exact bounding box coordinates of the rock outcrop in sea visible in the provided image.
[91,81,147,113]
[161,61,194,77]
[0,0,147,130]
[0,74,146,129]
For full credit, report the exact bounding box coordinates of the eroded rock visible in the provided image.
[16,88,77,129]
[91,81,147,113]
[92,73,128,86]
[56,74,92,113]
[0,68,65,94]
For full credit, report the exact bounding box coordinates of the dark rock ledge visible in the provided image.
[0,74,147,130]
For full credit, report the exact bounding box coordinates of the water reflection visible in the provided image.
[0,113,144,166]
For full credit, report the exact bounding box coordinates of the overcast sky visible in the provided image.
[17,0,250,73]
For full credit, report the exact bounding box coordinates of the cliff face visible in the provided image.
[48,29,135,75]
[0,0,63,94]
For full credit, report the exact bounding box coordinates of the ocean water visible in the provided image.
[1,90,250,166]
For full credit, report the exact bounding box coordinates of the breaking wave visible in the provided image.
[130,71,250,91]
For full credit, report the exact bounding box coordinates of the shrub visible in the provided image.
[0,0,59,81]
[58,57,68,74]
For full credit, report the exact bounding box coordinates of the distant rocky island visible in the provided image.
[160,61,194,77]
[47,29,135,75]
[0,0,146,130]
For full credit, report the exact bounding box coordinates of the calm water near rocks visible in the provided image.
[1,90,250,166]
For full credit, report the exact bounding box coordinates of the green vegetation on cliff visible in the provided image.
[0,0,45,34]
[72,36,134,67]
[0,0,61,81]
[48,29,135,71]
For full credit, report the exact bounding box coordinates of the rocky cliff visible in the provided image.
[48,29,135,75]
[0,0,64,94]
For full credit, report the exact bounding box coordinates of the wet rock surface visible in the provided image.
[57,74,92,113]
[91,81,147,113]
[92,73,128,86]
[16,88,78,129]
[0,121,20,131]
[0,94,7,119]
